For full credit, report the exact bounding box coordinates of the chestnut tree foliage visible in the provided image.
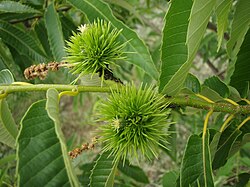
[0,0,250,186]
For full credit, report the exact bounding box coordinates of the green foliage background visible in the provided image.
[0,0,250,186]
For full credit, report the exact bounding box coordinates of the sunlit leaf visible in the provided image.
[159,0,192,94]
[227,0,250,58]
[215,0,233,51]
[67,0,159,80]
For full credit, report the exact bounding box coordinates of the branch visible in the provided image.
[0,84,249,114]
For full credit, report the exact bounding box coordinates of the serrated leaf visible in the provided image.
[159,0,192,94]
[212,125,242,170]
[34,20,53,59]
[0,69,14,85]
[46,88,79,186]
[16,89,79,186]
[0,1,41,14]
[118,160,149,184]
[215,0,233,51]
[90,151,117,187]
[0,39,20,78]
[17,100,72,186]
[45,3,66,61]
[227,0,250,59]
[204,76,230,98]
[0,99,18,148]
[67,0,159,80]
[229,29,250,97]
[160,0,216,95]
[0,20,46,63]
[180,132,214,187]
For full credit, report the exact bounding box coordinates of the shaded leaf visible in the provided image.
[17,100,72,186]
[229,28,250,97]
[118,160,149,184]
[215,0,232,50]
[67,0,159,80]
[46,88,79,186]
[227,0,250,58]
[0,69,14,85]
[159,0,192,95]
[0,1,41,14]
[200,86,224,102]
[212,126,242,170]
[0,99,17,148]
[45,3,66,61]
[162,170,179,187]
[34,20,53,60]
[204,76,230,98]
[0,20,46,63]
[0,39,20,78]
[182,73,201,94]
[180,132,214,187]
[90,151,117,187]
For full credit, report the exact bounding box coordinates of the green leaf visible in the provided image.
[187,0,216,60]
[0,99,18,148]
[159,0,192,95]
[90,151,117,187]
[118,160,149,184]
[17,100,71,186]
[200,86,224,102]
[203,76,230,98]
[160,0,216,95]
[0,1,41,14]
[180,132,214,187]
[162,170,179,187]
[212,126,242,170]
[227,0,250,58]
[46,88,79,186]
[215,0,233,51]
[0,69,14,85]
[67,0,159,80]
[34,20,53,60]
[229,28,250,97]
[0,21,46,63]
[0,154,15,167]
[0,69,17,148]
[17,94,79,186]
[45,3,66,61]
[182,73,201,94]
[0,39,20,78]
